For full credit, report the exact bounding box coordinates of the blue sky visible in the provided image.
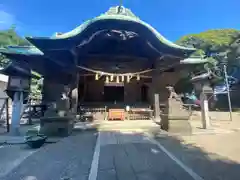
[0,0,239,41]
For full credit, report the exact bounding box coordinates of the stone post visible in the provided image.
[10,91,23,135]
[69,75,79,116]
[200,92,211,129]
[154,93,161,123]
[193,80,213,129]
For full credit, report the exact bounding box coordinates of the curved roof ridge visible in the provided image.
[52,6,195,51]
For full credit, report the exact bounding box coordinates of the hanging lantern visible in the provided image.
[137,74,140,81]
[121,75,124,82]
[116,76,119,83]
[95,73,99,80]
[110,75,114,81]
[105,76,109,83]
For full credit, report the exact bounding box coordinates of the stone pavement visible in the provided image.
[96,131,197,180]
[1,131,97,180]
[0,125,202,180]
[0,119,240,180]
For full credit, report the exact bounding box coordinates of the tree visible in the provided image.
[0,26,30,67]
[175,29,240,92]
[0,27,41,100]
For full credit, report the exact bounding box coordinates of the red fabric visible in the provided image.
[194,100,201,105]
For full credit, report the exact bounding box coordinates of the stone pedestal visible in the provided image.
[160,98,192,134]
[168,98,190,120]
[40,79,75,136]
[40,117,74,137]
[40,98,74,136]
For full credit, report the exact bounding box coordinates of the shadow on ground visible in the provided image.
[150,131,240,180]
[0,125,240,180]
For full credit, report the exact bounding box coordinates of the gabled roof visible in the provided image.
[49,6,195,51]
[25,6,196,58]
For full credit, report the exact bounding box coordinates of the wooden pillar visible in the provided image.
[69,75,79,115]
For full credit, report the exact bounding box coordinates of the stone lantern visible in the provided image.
[0,62,35,135]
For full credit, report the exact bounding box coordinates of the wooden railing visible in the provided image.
[79,106,107,121]
[127,108,153,120]
[79,105,154,121]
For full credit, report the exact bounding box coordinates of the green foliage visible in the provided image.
[0,26,41,100]
[177,29,240,51]
[175,29,240,92]
[0,26,30,68]
[0,54,9,67]
[177,29,240,69]
[30,78,42,100]
[0,26,30,47]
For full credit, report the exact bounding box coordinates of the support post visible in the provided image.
[28,98,32,125]
[223,65,233,121]
[154,93,161,123]
[10,91,23,135]
[6,98,9,133]
[200,92,211,129]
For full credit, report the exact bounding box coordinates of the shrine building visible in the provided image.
[0,6,207,135]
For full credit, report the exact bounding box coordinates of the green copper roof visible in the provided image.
[180,57,209,64]
[51,6,195,51]
[0,46,43,55]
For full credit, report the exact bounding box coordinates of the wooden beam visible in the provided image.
[78,54,151,62]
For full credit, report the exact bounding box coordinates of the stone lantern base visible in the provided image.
[39,99,74,137]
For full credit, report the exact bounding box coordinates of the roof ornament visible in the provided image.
[117,0,123,14]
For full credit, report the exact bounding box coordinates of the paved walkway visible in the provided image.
[96,131,199,180]
[0,120,240,180]
[1,131,97,180]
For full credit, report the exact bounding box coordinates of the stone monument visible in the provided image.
[160,86,192,134]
